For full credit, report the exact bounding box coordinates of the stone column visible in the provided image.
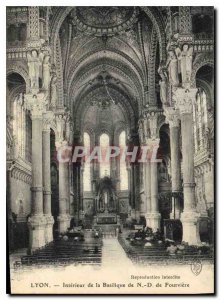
[55,112,72,233]
[138,118,147,221]
[139,162,146,216]
[174,88,201,245]
[144,162,151,227]
[24,93,47,251]
[149,139,161,231]
[56,141,71,233]
[165,108,182,219]
[130,164,136,219]
[144,111,161,231]
[42,111,54,243]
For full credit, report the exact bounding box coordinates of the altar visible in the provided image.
[93,177,121,229]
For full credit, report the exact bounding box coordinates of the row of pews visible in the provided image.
[118,232,214,266]
[17,234,103,268]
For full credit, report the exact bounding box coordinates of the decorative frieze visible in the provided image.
[7,7,28,25]
[10,159,32,185]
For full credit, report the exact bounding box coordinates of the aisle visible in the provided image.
[102,237,133,267]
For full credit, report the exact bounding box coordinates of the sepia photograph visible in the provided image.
[6,5,215,295]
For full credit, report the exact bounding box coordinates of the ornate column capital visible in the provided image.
[173,88,197,115]
[42,110,55,131]
[24,92,48,119]
[164,106,180,128]
[55,139,69,151]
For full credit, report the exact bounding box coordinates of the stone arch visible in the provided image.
[74,87,135,134]
[82,124,95,146]
[6,63,29,92]
[196,78,213,108]
[140,6,167,63]
[50,7,167,64]
[50,7,73,63]
[68,59,143,112]
[66,46,144,90]
[191,53,214,87]
[67,52,144,96]
[157,114,167,137]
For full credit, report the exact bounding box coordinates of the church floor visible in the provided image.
[102,237,133,267]
[9,236,214,294]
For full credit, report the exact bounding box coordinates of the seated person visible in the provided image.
[135,229,142,239]
[198,244,210,254]
[94,231,99,238]
[145,226,153,236]
[69,217,76,229]
[165,238,175,247]
[63,235,68,241]
[145,236,153,242]
[166,243,177,256]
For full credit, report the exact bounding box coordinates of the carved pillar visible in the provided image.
[28,7,40,41]
[138,118,150,221]
[55,113,71,233]
[144,161,151,226]
[56,141,71,233]
[146,111,161,231]
[174,88,201,245]
[42,111,54,243]
[24,93,47,251]
[179,7,192,35]
[165,108,182,219]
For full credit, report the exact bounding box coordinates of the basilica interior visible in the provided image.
[6,7,214,264]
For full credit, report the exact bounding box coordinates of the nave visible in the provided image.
[12,226,213,271]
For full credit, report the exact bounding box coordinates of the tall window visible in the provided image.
[193,89,208,152]
[100,133,110,178]
[119,131,128,190]
[83,132,91,191]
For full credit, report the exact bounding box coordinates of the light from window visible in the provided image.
[193,89,209,152]
[100,133,110,178]
[119,131,128,190]
[83,132,91,191]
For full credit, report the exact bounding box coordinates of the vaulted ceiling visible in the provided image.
[49,7,166,135]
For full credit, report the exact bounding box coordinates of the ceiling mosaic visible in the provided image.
[72,7,138,36]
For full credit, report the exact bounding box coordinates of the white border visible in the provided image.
[1,2,219,299]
